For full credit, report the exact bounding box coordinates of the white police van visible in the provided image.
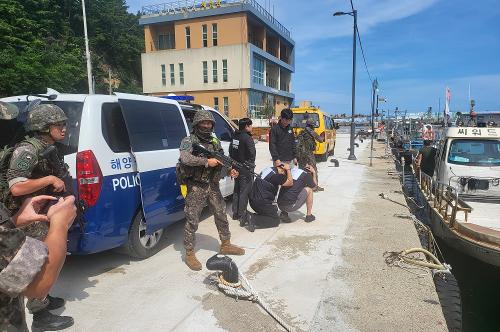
[1,92,236,258]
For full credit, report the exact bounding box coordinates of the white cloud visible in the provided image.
[272,0,439,44]
[369,61,412,72]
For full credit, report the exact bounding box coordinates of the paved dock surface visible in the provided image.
[33,134,446,331]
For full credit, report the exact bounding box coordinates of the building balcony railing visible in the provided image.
[142,0,291,38]
[280,82,290,92]
[266,77,278,89]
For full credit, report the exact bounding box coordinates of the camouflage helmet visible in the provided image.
[305,117,315,127]
[0,101,19,120]
[27,104,67,132]
[192,109,215,127]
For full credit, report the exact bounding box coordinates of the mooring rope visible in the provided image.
[211,271,295,332]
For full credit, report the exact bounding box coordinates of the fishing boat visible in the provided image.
[416,126,500,267]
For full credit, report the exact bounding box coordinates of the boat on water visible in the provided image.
[415,126,500,267]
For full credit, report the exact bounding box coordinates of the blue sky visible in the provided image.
[126,0,500,115]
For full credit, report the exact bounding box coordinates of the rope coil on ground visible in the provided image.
[212,272,295,332]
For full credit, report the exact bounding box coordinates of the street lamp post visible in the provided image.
[333,10,357,160]
[82,0,94,94]
[369,78,378,166]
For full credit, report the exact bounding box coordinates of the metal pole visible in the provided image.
[82,0,94,94]
[108,68,112,95]
[348,10,357,160]
[369,81,376,166]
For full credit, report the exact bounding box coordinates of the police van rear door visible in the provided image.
[116,93,188,234]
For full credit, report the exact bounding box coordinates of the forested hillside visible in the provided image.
[0,0,143,96]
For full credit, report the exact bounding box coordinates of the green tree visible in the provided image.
[0,0,144,97]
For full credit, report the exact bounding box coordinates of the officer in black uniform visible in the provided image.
[229,118,256,226]
[269,108,297,168]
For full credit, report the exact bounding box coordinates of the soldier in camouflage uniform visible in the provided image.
[177,109,245,271]
[0,102,74,331]
[4,103,73,330]
[296,117,325,192]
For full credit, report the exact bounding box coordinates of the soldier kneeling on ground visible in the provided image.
[177,110,245,271]
[246,163,293,232]
[277,166,317,223]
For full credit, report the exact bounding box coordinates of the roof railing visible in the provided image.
[141,0,291,37]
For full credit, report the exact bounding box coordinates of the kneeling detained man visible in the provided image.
[178,110,245,271]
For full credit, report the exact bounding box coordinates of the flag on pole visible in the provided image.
[444,87,451,116]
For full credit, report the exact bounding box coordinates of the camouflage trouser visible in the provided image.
[184,181,231,250]
[26,297,49,314]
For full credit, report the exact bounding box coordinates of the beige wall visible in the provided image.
[144,13,248,53]
[274,95,291,115]
[142,44,250,94]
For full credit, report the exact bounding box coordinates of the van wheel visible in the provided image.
[126,210,164,259]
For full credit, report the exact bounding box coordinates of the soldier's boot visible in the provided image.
[185,249,202,271]
[32,309,74,331]
[46,294,65,311]
[220,239,245,255]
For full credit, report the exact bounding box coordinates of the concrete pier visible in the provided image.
[38,134,446,331]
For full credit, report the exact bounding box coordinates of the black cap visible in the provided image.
[281,108,293,120]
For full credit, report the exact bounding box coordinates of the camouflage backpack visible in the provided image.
[0,137,44,203]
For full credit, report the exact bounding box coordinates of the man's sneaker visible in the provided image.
[305,214,316,223]
[314,186,325,192]
[246,213,256,232]
[239,214,248,227]
[46,295,65,311]
[32,309,74,331]
[280,211,292,223]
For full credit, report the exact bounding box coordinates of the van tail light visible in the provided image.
[320,131,326,141]
[76,150,103,208]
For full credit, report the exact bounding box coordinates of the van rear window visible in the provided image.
[292,113,320,128]
[120,100,187,152]
[101,103,131,153]
[4,101,83,155]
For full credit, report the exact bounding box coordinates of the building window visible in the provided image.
[202,61,208,83]
[214,97,219,111]
[158,33,175,50]
[179,63,184,85]
[212,60,218,83]
[202,24,208,47]
[222,59,228,82]
[212,23,218,46]
[170,64,175,85]
[185,27,191,49]
[223,97,229,116]
[253,56,264,85]
[161,64,166,86]
[249,90,266,118]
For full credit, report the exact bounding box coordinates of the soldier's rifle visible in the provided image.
[192,143,259,178]
[39,145,85,231]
